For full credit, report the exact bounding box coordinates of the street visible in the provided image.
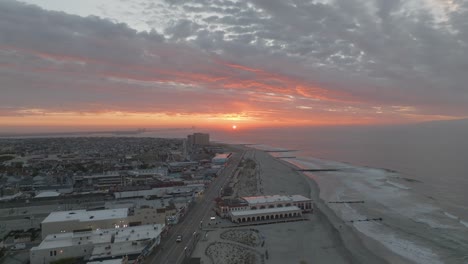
[145,150,244,264]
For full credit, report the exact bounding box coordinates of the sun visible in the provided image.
[232,125,237,130]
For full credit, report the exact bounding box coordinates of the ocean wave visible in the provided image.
[460,221,468,228]
[385,180,411,190]
[444,212,458,220]
[270,153,468,263]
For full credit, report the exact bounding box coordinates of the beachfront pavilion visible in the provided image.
[215,195,313,219]
[229,206,302,223]
[242,195,313,212]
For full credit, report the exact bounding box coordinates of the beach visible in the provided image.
[288,156,468,264]
[191,143,468,264]
[191,147,393,264]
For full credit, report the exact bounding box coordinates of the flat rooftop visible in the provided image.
[33,224,164,250]
[42,208,129,224]
[242,195,311,205]
[213,153,231,159]
[230,206,302,217]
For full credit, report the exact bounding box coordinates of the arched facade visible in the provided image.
[229,206,303,223]
[219,195,313,223]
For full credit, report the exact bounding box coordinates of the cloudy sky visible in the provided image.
[1,0,467,131]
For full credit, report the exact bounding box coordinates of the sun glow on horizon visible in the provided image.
[0,107,463,134]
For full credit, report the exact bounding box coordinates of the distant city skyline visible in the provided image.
[1,0,468,132]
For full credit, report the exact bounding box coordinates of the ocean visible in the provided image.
[204,120,468,263]
[211,122,468,219]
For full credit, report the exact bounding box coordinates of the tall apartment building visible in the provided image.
[187,133,210,146]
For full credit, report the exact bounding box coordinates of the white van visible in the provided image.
[12,243,26,250]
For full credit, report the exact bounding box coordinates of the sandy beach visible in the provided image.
[191,147,395,264]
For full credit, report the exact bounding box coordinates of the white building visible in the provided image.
[216,194,313,222]
[30,224,164,264]
[243,195,313,212]
[211,153,232,165]
[41,207,165,239]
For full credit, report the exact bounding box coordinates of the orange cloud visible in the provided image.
[1,45,356,105]
[3,44,458,131]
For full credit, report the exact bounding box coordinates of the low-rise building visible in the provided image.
[242,194,313,212]
[214,198,249,218]
[215,194,313,222]
[113,184,203,199]
[167,162,199,173]
[41,207,165,239]
[30,224,164,264]
[74,168,167,189]
[211,153,231,166]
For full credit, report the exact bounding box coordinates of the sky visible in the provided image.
[1,0,467,132]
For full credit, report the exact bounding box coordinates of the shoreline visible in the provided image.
[256,147,468,264]
[195,143,467,263]
[270,150,407,264]
[251,148,393,264]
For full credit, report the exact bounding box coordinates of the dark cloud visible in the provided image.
[0,1,164,65]
[172,0,468,116]
[165,19,201,40]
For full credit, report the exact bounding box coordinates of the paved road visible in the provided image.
[145,150,244,264]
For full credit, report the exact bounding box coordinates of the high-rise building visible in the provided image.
[187,133,209,146]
